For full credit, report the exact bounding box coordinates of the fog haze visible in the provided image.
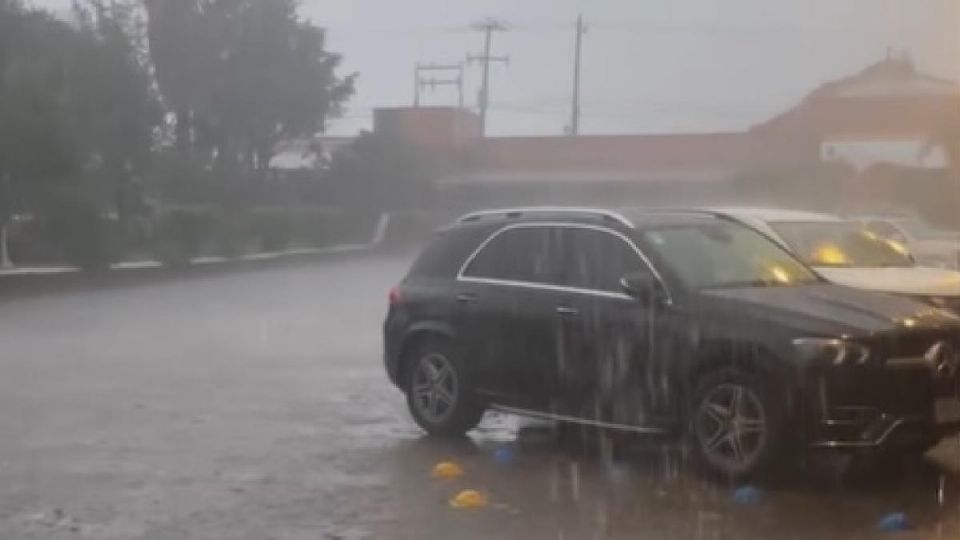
[28,0,960,136]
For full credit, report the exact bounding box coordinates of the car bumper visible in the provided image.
[806,364,960,450]
[809,413,960,450]
[383,312,404,388]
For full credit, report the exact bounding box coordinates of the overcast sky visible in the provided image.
[28,0,960,137]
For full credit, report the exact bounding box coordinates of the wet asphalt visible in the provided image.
[0,253,957,539]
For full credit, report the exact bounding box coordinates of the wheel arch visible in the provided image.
[687,339,799,416]
[397,321,457,388]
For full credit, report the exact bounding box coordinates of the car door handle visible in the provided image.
[456,293,479,304]
[556,306,580,316]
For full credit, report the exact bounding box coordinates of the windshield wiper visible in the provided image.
[702,279,785,290]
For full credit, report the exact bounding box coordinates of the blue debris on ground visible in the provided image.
[876,512,911,532]
[731,485,764,506]
[492,446,516,466]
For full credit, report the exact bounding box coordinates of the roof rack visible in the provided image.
[638,207,734,220]
[457,207,634,228]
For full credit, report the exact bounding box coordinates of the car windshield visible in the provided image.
[639,221,819,289]
[893,218,958,241]
[770,221,914,268]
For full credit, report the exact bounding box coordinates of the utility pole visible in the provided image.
[468,18,509,136]
[414,63,421,107]
[414,63,465,108]
[570,14,587,136]
[0,174,12,270]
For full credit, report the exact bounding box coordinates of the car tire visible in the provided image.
[688,368,784,480]
[405,338,485,437]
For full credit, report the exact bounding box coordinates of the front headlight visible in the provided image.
[792,338,871,366]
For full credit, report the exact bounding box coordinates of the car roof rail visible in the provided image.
[457,207,634,228]
[637,206,744,221]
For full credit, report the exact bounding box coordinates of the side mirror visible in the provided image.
[620,273,663,303]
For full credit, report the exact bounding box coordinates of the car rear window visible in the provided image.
[407,226,491,279]
[461,226,563,284]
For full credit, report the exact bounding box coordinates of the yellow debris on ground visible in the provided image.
[430,461,465,479]
[449,489,488,509]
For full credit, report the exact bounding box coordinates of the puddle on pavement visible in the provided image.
[374,412,960,539]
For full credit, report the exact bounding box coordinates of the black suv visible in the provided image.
[384,208,960,478]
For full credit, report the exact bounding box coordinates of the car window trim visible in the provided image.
[459,275,634,300]
[456,221,673,304]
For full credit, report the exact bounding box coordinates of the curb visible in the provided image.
[0,243,379,300]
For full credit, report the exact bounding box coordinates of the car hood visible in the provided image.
[696,284,960,336]
[815,266,960,296]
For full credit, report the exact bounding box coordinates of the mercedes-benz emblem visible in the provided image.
[924,341,960,379]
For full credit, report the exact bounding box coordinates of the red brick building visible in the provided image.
[373,57,960,221]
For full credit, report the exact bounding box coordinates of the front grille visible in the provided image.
[876,330,959,360]
[815,330,960,419]
[822,366,932,417]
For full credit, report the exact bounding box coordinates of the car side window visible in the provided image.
[559,228,649,292]
[462,227,563,285]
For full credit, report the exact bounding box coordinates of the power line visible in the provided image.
[467,18,509,136]
[413,63,464,108]
[489,103,561,114]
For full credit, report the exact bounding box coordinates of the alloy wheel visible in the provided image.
[411,353,459,424]
[695,383,768,475]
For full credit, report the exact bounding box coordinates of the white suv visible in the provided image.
[713,208,960,310]
[855,215,960,270]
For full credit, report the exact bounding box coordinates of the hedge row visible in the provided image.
[151,206,338,266]
[8,204,343,269]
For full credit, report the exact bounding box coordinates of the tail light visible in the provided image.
[388,285,403,306]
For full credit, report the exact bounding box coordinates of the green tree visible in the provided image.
[142,0,354,181]
[141,0,209,156]
[69,1,162,226]
[0,1,84,266]
[218,0,354,176]
[0,0,160,267]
